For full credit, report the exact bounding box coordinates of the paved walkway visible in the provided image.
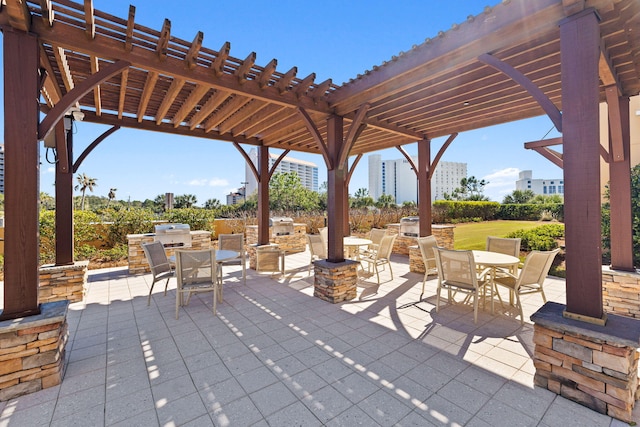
[0,250,637,426]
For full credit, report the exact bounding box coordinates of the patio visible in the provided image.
[0,251,636,426]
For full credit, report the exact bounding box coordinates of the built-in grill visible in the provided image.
[154,223,192,248]
[400,217,420,237]
[269,217,294,236]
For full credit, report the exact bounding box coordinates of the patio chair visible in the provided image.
[360,234,397,284]
[141,241,175,306]
[486,236,521,275]
[433,247,492,324]
[175,248,220,319]
[359,228,387,257]
[417,235,439,300]
[307,234,326,275]
[319,227,328,251]
[493,248,560,324]
[256,245,286,277]
[218,233,246,284]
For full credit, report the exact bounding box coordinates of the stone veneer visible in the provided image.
[386,224,454,256]
[245,224,307,254]
[38,261,89,304]
[127,231,212,274]
[602,267,640,319]
[313,259,358,303]
[531,302,639,422]
[0,301,69,401]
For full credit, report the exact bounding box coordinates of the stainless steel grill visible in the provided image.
[400,217,419,237]
[154,223,192,248]
[269,217,294,236]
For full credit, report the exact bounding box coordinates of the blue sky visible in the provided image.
[2,0,563,205]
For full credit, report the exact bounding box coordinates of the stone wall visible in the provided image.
[245,224,307,254]
[387,224,454,257]
[127,231,212,274]
[0,301,69,401]
[38,261,89,303]
[531,302,640,422]
[602,267,640,319]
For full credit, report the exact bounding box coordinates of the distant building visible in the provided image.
[245,149,318,197]
[226,187,246,206]
[515,170,564,197]
[0,144,4,194]
[368,154,467,204]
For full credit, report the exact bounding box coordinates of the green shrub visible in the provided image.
[498,203,563,221]
[102,208,155,246]
[39,210,102,264]
[506,224,564,251]
[163,208,216,232]
[432,201,500,223]
[94,244,128,262]
[75,244,97,261]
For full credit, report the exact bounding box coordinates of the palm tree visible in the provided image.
[106,188,117,208]
[74,173,97,210]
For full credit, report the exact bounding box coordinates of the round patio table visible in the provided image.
[472,250,520,312]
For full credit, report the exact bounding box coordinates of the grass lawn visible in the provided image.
[453,220,549,250]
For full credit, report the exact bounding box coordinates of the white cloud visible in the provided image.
[187,178,229,187]
[207,178,229,187]
[482,167,520,201]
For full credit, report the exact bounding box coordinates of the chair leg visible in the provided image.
[147,281,156,306]
[374,263,380,284]
[213,284,218,316]
[388,262,393,280]
[435,285,441,313]
[175,290,180,320]
[420,273,427,301]
[540,287,547,302]
[163,277,171,296]
[472,293,478,324]
[242,260,247,284]
[515,293,524,325]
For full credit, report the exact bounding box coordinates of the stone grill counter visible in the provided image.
[127,230,212,274]
[245,224,307,254]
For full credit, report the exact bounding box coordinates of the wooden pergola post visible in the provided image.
[560,9,604,321]
[326,115,346,262]
[55,120,74,266]
[0,27,41,320]
[607,95,633,271]
[257,145,270,246]
[417,138,432,237]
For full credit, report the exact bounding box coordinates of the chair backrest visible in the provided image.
[142,241,172,276]
[218,233,244,253]
[369,228,387,246]
[417,235,438,265]
[256,247,283,273]
[175,248,216,286]
[517,248,560,288]
[376,234,396,260]
[307,234,326,259]
[486,236,521,257]
[433,247,480,290]
[319,227,328,249]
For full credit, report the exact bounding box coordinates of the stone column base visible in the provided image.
[39,260,89,303]
[531,302,640,422]
[409,245,425,273]
[313,259,358,303]
[0,300,69,401]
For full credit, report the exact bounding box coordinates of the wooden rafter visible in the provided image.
[53,46,74,92]
[155,78,185,124]
[203,95,249,133]
[39,0,54,27]
[218,100,268,134]
[137,71,159,122]
[5,0,31,32]
[275,67,297,94]
[233,105,285,137]
[172,85,209,127]
[311,78,332,99]
[236,52,256,85]
[258,59,277,89]
[118,68,128,119]
[39,45,63,103]
[157,19,171,60]
[124,5,135,52]
[211,42,230,77]
[295,73,316,98]
[188,89,231,130]
[84,0,95,39]
[524,137,564,168]
[90,55,101,116]
[185,32,203,70]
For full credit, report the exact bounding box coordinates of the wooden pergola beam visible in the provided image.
[155,78,185,124]
[185,32,203,70]
[83,0,95,39]
[172,84,209,127]
[5,0,31,32]
[137,71,158,123]
[188,89,231,130]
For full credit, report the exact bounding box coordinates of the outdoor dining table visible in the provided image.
[169,249,240,265]
[472,250,520,312]
[343,236,373,261]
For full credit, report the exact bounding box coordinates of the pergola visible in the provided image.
[1,0,639,324]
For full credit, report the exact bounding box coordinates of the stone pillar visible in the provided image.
[602,267,640,319]
[531,302,639,422]
[0,301,69,401]
[38,261,89,303]
[313,260,358,303]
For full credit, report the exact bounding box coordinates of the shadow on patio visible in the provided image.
[0,250,631,426]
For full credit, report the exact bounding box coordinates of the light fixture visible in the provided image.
[463,102,470,106]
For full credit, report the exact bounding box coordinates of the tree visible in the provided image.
[204,198,221,210]
[530,194,563,204]
[351,188,375,208]
[502,189,535,204]
[269,172,319,211]
[106,188,117,208]
[174,194,197,208]
[74,173,97,210]
[444,176,489,201]
[39,192,54,210]
[375,193,396,208]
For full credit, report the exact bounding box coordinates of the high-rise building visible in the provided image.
[0,144,4,194]
[368,154,467,204]
[245,149,318,196]
[515,170,564,197]
[226,187,246,205]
